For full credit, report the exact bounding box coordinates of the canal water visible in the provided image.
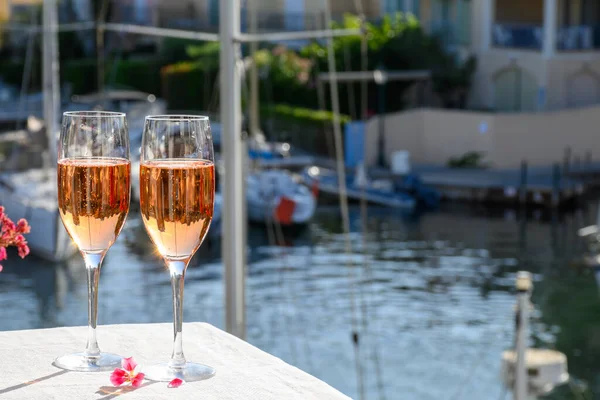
[0,201,598,400]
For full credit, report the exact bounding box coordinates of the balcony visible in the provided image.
[557,25,600,51]
[493,23,543,50]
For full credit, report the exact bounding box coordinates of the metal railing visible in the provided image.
[557,25,600,51]
[493,23,543,50]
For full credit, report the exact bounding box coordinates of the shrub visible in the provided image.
[62,59,97,95]
[106,58,162,95]
[260,104,351,156]
[161,61,218,111]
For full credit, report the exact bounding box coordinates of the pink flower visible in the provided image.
[110,357,145,388]
[0,208,31,272]
[1,219,15,233]
[17,243,29,259]
[168,378,184,388]
[16,219,31,234]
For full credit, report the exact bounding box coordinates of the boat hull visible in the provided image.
[0,188,77,262]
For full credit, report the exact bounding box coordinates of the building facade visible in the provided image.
[460,0,600,112]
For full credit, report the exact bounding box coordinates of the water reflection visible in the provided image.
[1,201,600,399]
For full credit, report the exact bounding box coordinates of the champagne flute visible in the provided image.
[139,115,215,382]
[54,111,130,371]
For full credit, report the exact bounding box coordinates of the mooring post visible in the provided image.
[514,271,533,400]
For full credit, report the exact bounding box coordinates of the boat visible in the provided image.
[301,165,417,209]
[0,168,77,262]
[67,89,167,145]
[248,132,291,160]
[0,87,164,262]
[246,169,316,226]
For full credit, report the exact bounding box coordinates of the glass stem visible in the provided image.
[82,252,104,359]
[168,260,187,369]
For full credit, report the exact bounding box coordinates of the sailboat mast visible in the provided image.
[42,0,60,166]
[220,0,247,339]
[249,0,260,137]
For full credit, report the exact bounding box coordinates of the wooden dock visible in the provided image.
[257,155,593,209]
[405,165,585,209]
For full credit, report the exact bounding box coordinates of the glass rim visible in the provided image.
[145,114,209,122]
[63,111,126,118]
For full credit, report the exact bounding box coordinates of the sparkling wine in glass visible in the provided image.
[54,111,130,371]
[139,115,215,382]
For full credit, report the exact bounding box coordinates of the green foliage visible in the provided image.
[160,42,221,110]
[261,104,351,126]
[61,59,97,94]
[302,13,477,113]
[161,42,317,111]
[255,46,316,108]
[0,62,37,89]
[106,58,162,95]
[159,38,202,64]
[186,42,220,63]
[161,60,218,111]
[157,13,477,116]
[447,151,487,168]
[260,104,351,156]
[432,56,477,109]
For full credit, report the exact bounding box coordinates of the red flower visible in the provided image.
[110,357,145,388]
[168,378,184,388]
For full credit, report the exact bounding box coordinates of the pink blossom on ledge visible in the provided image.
[168,378,184,388]
[110,357,145,388]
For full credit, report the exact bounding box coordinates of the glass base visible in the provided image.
[145,362,216,382]
[53,352,123,372]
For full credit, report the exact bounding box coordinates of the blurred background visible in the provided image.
[2,0,600,399]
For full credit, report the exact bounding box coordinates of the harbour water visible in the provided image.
[0,201,598,399]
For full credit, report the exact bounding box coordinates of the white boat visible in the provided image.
[0,169,77,262]
[246,169,316,226]
[66,89,167,146]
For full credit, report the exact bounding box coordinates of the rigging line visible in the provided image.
[314,57,335,160]
[273,212,302,367]
[244,52,298,365]
[17,6,37,131]
[208,69,221,115]
[343,45,357,120]
[265,212,298,365]
[352,0,385,398]
[322,1,363,400]
[96,0,110,95]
